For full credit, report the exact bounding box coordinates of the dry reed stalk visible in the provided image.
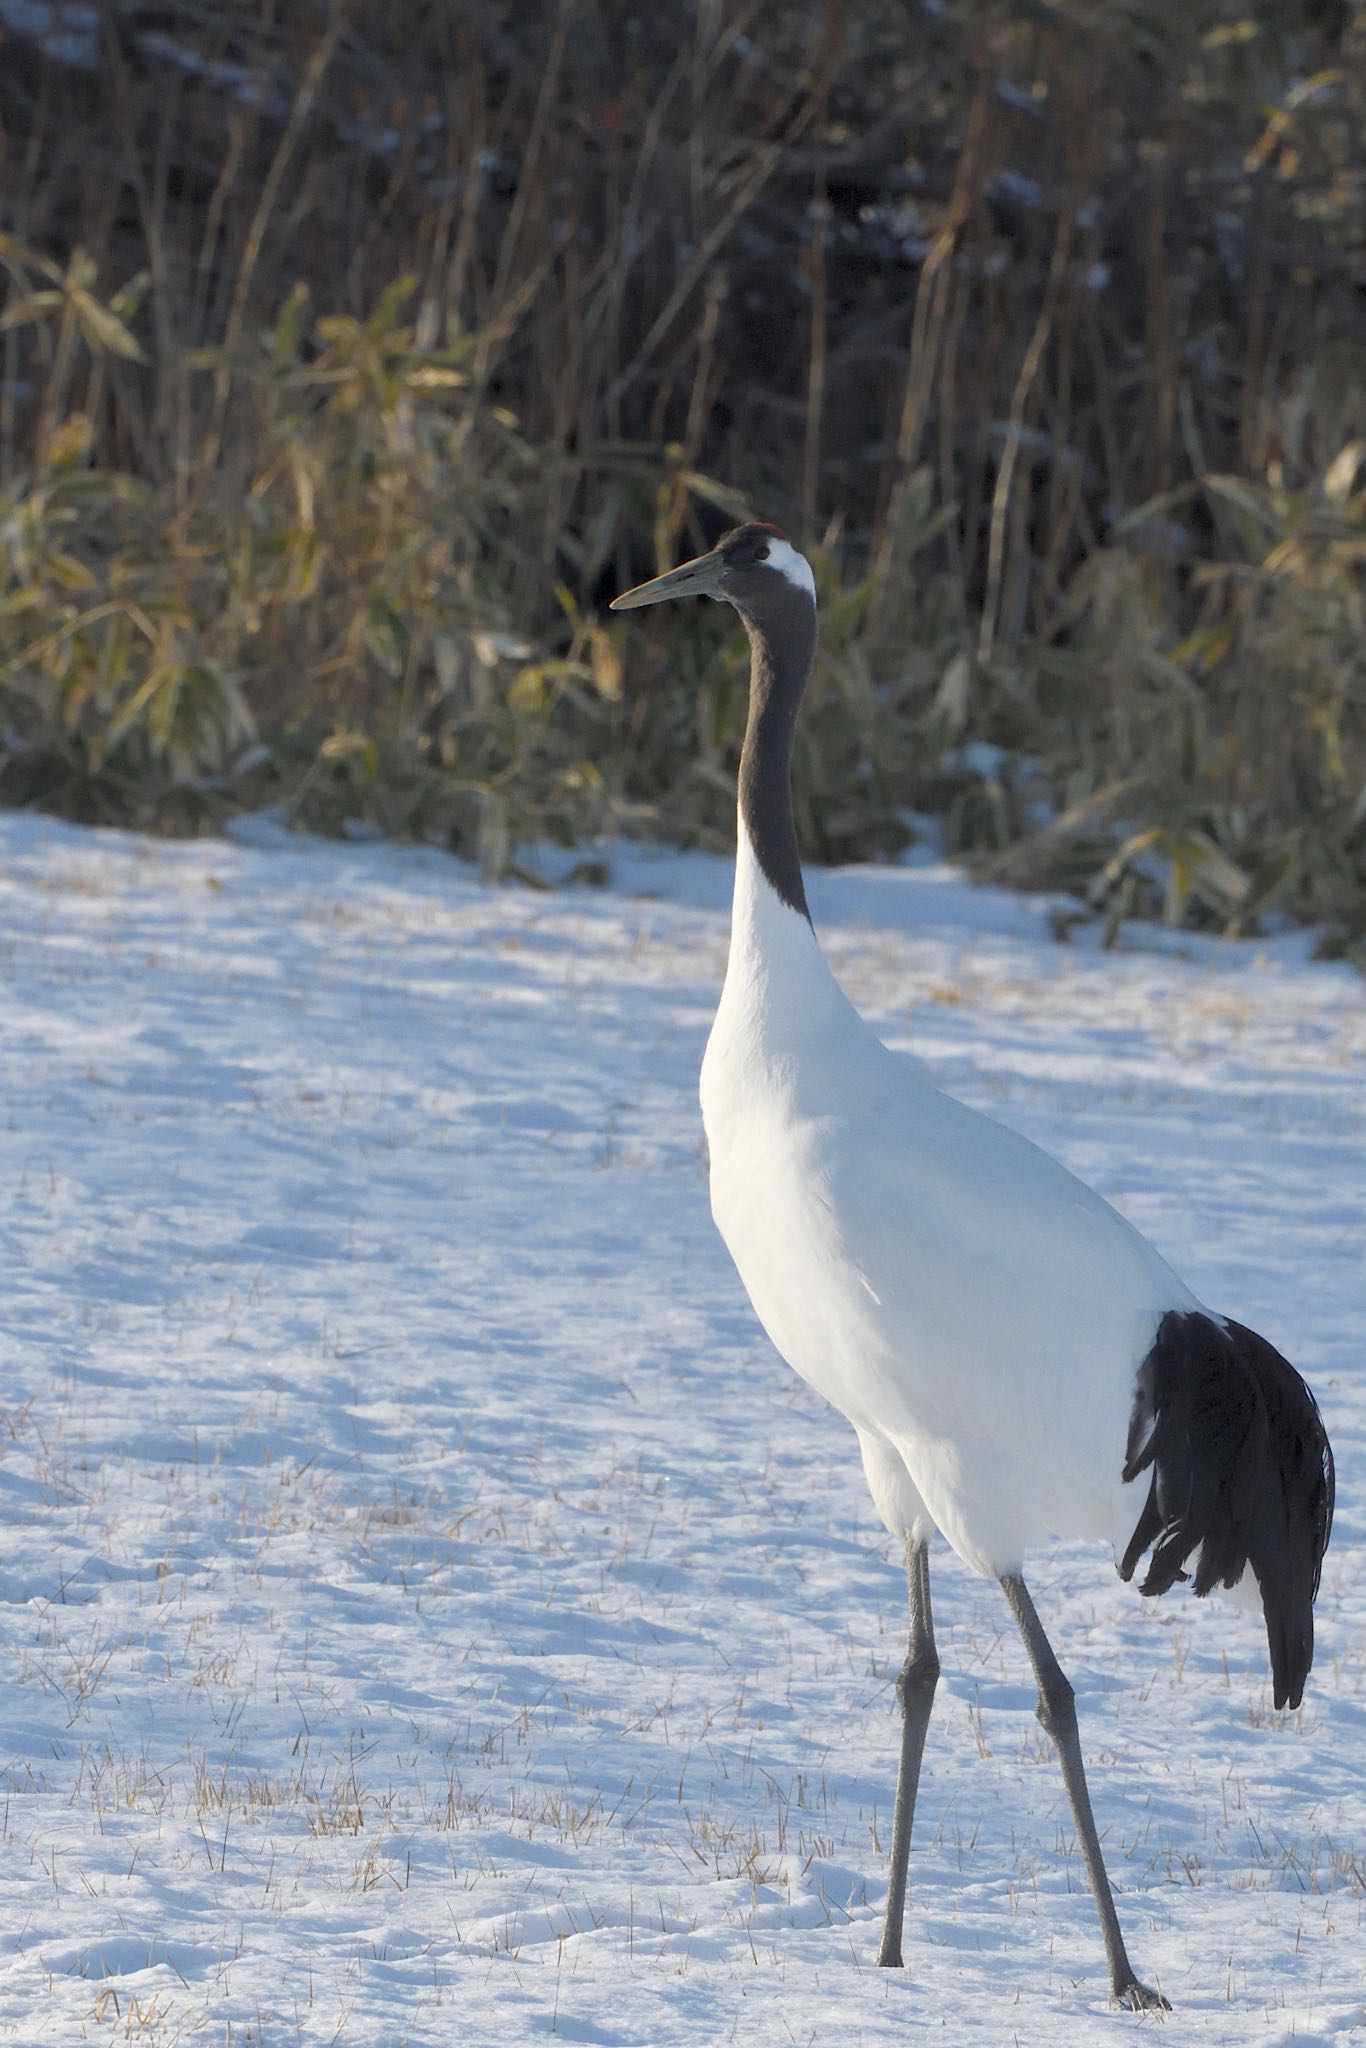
[870,63,989,616]
[203,13,343,478]
[801,178,829,541]
[979,203,1074,667]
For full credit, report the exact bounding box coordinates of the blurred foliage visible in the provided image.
[0,0,1362,949]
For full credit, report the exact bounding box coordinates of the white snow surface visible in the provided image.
[0,809,1361,2045]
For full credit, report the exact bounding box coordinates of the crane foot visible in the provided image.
[1113,1975,1171,2012]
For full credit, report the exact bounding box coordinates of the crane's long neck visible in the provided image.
[715,591,862,1066]
[736,597,816,923]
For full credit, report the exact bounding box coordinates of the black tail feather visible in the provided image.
[1120,1310,1334,1710]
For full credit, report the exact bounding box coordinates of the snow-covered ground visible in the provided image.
[0,809,1361,2046]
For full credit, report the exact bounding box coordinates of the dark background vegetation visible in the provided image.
[1,1,1363,947]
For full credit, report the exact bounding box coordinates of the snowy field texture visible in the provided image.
[0,808,1362,2048]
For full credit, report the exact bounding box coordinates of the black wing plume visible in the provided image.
[1120,1310,1334,1710]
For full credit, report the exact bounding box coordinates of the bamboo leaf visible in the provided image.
[588,626,622,700]
[1323,443,1364,505]
[70,289,146,363]
[47,552,96,591]
[0,290,63,331]
[1202,475,1284,533]
[405,366,466,389]
[271,283,311,368]
[46,414,95,470]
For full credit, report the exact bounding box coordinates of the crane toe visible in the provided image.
[1114,1975,1172,2012]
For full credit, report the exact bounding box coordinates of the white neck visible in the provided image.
[717,815,854,1048]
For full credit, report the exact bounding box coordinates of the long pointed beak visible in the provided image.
[610,547,726,611]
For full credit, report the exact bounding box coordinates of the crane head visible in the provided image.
[610,522,815,615]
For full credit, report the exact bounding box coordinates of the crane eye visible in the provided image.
[755,545,770,561]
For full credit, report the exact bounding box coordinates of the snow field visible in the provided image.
[0,813,1361,2045]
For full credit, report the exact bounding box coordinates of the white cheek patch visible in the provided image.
[764,538,816,597]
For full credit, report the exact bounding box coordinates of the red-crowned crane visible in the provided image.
[611,522,1335,2009]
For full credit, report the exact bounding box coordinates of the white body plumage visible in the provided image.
[701,827,1197,1579]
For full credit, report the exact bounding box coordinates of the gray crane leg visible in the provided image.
[877,1538,938,1968]
[1000,1573,1170,2010]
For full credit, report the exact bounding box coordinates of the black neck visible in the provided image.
[737,588,816,921]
